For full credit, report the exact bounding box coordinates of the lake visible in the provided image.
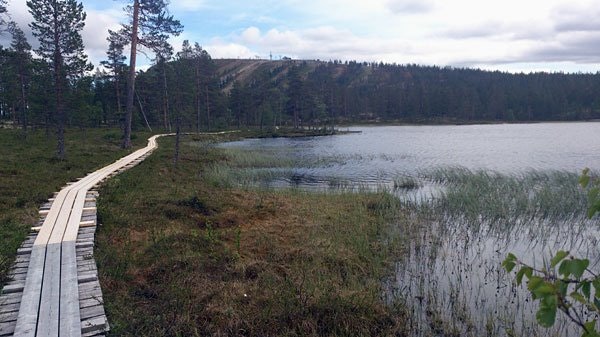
[219,122,600,188]
[217,122,600,336]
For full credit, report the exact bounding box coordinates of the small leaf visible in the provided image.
[571,259,590,279]
[516,266,533,285]
[528,276,544,290]
[536,295,558,327]
[557,280,569,297]
[559,260,571,277]
[528,276,548,299]
[551,251,569,268]
[532,284,555,298]
[503,259,516,273]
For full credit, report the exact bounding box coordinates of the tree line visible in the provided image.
[2,0,600,159]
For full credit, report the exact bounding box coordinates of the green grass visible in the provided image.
[418,168,585,225]
[95,135,409,336]
[0,128,149,286]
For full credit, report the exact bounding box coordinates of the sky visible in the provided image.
[3,0,600,73]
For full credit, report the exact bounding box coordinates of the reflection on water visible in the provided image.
[215,123,600,336]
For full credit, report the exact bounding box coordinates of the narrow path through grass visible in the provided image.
[0,129,148,286]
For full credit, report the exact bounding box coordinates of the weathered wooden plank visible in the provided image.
[0,310,18,323]
[76,259,96,268]
[77,272,97,284]
[76,242,94,249]
[36,243,61,337]
[63,190,87,243]
[16,248,32,256]
[0,303,21,314]
[76,248,94,255]
[79,297,103,310]
[76,232,95,239]
[7,273,26,282]
[77,267,97,276]
[13,245,46,337]
[35,187,71,246]
[14,256,29,265]
[77,227,96,235]
[79,305,105,321]
[60,241,81,337]
[80,316,107,335]
[78,282,100,295]
[81,331,105,337]
[48,191,77,245]
[78,290,103,302]
[0,293,23,306]
[0,320,16,336]
[78,221,96,228]
[8,267,29,275]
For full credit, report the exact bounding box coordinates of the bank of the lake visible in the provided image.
[94,133,410,336]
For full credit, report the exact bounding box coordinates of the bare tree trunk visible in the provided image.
[205,85,210,131]
[196,64,201,132]
[53,9,65,159]
[135,90,152,132]
[162,61,170,131]
[173,115,180,165]
[123,0,139,149]
[19,71,27,133]
[115,76,121,117]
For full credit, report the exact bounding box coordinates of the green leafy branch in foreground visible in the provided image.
[503,168,600,337]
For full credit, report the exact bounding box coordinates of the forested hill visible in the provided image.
[4,52,600,131]
[135,57,600,131]
[211,59,600,123]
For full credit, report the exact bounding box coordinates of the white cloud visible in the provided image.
[205,40,256,59]
[82,8,124,66]
[1,1,124,69]
[386,0,434,13]
[4,0,600,72]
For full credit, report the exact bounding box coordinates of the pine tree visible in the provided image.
[155,41,173,131]
[0,0,7,29]
[27,0,90,159]
[114,0,183,148]
[8,22,32,133]
[100,32,126,124]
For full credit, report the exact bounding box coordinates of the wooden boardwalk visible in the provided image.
[0,135,163,337]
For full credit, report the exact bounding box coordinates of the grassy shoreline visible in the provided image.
[95,134,409,336]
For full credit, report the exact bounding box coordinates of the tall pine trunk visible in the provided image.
[123,0,139,149]
[205,85,210,131]
[173,115,180,165]
[195,64,201,132]
[115,75,121,118]
[162,61,170,131]
[53,10,65,159]
[19,71,27,133]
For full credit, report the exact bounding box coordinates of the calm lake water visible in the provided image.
[220,123,600,188]
[218,122,600,337]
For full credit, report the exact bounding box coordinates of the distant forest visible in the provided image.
[2,45,600,132]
